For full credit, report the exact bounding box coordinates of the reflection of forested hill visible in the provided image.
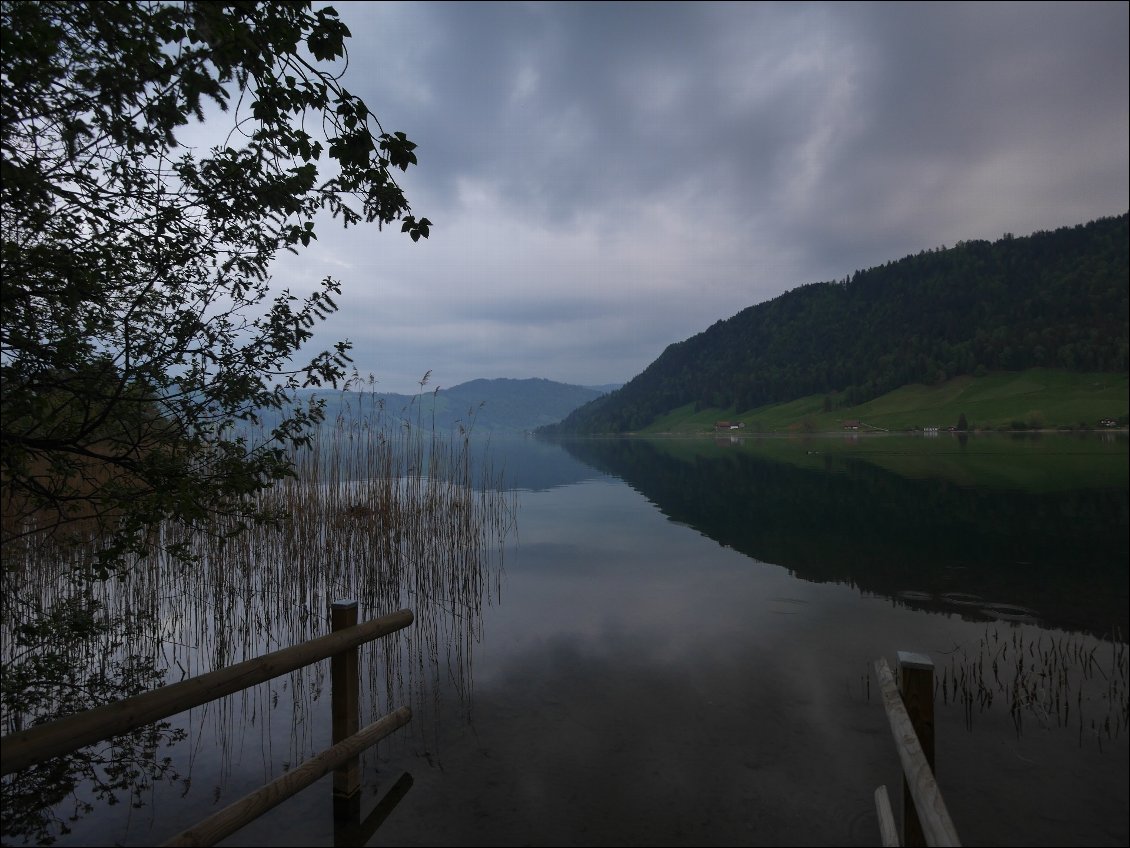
[547,213,1129,433]
[555,437,1129,637]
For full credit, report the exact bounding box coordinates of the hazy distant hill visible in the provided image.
[544,213,1129,434]
[285,377,607,434]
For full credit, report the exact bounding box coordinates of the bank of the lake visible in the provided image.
[638,369,1129,435]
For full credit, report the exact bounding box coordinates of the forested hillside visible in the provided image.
[545,214,1128,434]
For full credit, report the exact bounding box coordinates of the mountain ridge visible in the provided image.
[542,213,1129,434]
[284,376,609,434]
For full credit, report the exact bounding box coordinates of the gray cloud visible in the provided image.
[277,1,1128,393]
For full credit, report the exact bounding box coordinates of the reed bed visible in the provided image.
[1,390,516,844]
[935,625,1129,747]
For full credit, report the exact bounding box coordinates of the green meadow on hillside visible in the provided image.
[641,369,1128,434]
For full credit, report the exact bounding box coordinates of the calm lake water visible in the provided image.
[9,432,1129,846]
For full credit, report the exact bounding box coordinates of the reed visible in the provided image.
[934,625,1129,747]
[1,380,516,844]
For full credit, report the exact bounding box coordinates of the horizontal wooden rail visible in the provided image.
[161,706,412,847]
[1,608,413,775]
[874,657,961,847]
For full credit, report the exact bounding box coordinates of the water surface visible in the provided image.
[13,433,1129,846]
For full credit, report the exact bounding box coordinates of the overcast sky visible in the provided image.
[269,1,1128,395]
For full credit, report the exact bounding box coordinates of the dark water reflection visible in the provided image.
[369,442,1128,848]
[17,433,1129,847]
[553,433,1129,638]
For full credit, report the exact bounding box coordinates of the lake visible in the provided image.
[3,432,1127,846]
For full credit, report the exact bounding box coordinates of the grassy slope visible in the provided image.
[641,369,1129,434]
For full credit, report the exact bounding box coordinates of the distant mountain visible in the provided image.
[544,213,1129,434]
[284,377,606,435]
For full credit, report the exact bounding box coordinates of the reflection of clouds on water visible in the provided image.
[6,433,1126,846]
[370,476,1127,847]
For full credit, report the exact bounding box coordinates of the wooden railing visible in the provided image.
[873,651,961,847]
[1,603,414,847]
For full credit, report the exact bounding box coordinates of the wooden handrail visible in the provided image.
[874,657,961,847]
[161,706,412,847]
[875,784,900,847]
[1,608,413,775]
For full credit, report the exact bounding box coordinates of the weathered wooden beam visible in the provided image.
[875,784,900,847]
[161,706,412,847]
[1,608,413,775]
[874,657,961,847]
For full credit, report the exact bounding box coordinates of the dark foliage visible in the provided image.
[1,598,185,844]
[1,1,429,571]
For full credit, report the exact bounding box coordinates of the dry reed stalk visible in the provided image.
[2,390,516,841]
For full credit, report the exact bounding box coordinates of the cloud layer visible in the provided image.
[271,2,1128,393]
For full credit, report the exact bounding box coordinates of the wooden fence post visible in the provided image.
[331,600,360,819]
[897,651,935,847]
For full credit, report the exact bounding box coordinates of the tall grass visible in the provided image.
[1,382,516,844]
